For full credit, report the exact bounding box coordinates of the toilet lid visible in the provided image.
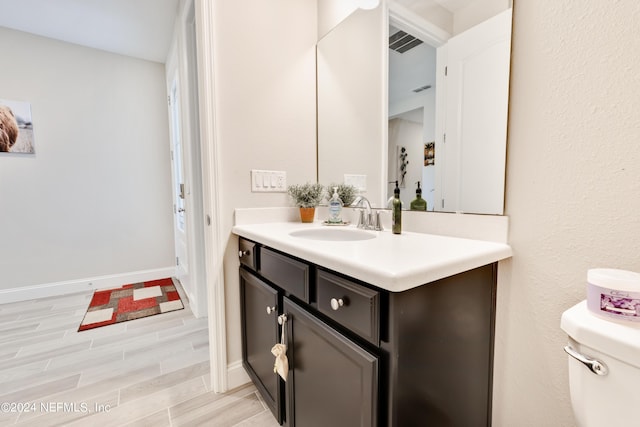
[561,300,640,368]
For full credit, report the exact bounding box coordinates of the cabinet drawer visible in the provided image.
[238,238,257,271]
[260,247,310,303]
[317,270,380,345]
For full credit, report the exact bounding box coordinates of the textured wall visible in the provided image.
[494,1,640,425]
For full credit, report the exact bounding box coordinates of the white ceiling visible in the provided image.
[0,0,180,63]
[0,0,483,64]
[432,0,477,12]
[398,0,478,14]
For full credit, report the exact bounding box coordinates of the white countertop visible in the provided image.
[232,221,512,292]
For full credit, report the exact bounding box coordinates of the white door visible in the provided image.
[168,73,191,294]
[441,8,512,214]
[164,1,208,318]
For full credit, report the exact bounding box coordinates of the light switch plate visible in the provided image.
[344,174,366,192]
[251,170,287,192]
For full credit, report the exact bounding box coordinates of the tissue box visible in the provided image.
[587,268,640,322]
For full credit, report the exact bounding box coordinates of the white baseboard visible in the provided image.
[226,359,251,391]
[0,267,177,304]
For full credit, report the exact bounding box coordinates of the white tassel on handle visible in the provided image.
[272,314,289,381]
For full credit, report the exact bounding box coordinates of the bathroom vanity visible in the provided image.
[233,221,511,427]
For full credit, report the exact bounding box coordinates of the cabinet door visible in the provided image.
[240,268,283,424]
[284,298,378,427]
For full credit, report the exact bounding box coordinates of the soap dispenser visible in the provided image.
[392,181,402,234]
[410,181,427,211]
[328,186,344,224]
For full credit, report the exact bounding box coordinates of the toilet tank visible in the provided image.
[561,301,640,427]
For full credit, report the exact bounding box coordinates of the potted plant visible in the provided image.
[287,183,325,223]
[327,183,359,206]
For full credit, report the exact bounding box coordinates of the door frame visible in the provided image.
[177,0,208,319]
[166,1,210,320]
[193,0,228,393]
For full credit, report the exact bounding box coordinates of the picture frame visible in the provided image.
[424,142,434,166]
[0,98,35,154]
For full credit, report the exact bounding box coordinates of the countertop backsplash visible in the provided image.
[235,206,508,244]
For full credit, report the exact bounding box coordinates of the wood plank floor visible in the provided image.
[0,285,280,427]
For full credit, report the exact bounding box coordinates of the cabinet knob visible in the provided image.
[238,250,250,258]
[330,298,344,311]
[278,314,288,325]
[266,306,277,315]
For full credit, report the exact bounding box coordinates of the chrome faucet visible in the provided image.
[350,196,383,231]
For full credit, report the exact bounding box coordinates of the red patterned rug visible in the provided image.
[78,278,184,331]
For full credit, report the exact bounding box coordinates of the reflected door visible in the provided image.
[441,9,512,214]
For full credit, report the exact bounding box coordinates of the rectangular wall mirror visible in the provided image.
[317,0,513,215]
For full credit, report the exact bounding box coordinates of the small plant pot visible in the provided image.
[299,207,316,223]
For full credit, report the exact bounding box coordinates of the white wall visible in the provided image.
[0,28,175,297]
[211,0,318,371]
[493,1,640,425]
[317,0,358,39]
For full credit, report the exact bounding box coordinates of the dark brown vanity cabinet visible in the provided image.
[383,263,497,426]
[239,240,378,427]
[239,268,283,423]
[238,237,498,427]
[284,297,379,427]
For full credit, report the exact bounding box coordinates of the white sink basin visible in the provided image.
[289,227,376,241]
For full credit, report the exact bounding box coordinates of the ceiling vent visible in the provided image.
[389,30,423,53]
[412,85,432,93]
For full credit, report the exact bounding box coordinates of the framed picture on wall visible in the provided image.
[424,142,435,166]
[1,98,35,154]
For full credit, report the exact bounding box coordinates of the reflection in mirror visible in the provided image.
[388,23,436,210]
[440,8,512,214]
[317,0,513,215]
[317,6,386,208]
[388,2,512,214]
[389,108,434,210]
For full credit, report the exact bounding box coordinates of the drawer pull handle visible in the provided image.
[238,250,250,258]
[330,298,344,311]
[266,306,277,315]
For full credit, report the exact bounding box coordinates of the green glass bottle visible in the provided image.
[410,181,427,211]
[392,181,402,234]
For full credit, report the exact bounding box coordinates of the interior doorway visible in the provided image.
[165,0,207,319]
[168,75,190,292]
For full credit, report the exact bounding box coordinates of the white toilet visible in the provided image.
[561,300,640,427]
